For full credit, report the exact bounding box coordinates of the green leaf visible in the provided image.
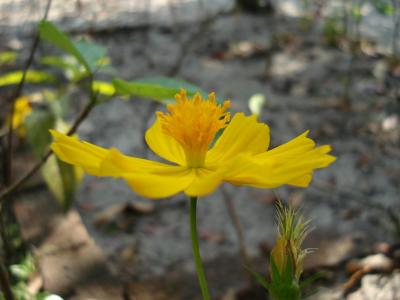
[113,78,183,103]
[40,55,84,81]
[269,255,282,284]
[140,76,225,103]
[113,77,223,104]
[12,282,31,300]
[0,51,17,66]
[37,293,64,300]
[73,40,108,71]
[42,120,83,210]
[25,110,80,210]
[40,55,72,70]
[0,70,56,87]
[351,4,363,21]
[270,281,301,300]
[41,156,79,211]
[371,0,394,16]
[43,90,70,119]
[24,109,55,158]
[282,252,294,284]
[39,20,91,72]
[10,255,35,281]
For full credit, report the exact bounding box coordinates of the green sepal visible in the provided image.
[282,251,294,285]
[269,255,282,283]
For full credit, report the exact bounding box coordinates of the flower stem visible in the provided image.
[190,197,211,300]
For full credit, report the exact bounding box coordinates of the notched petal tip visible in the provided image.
[221,128,336,189]
[49,129,62,139]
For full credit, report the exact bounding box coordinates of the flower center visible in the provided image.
[157,89,230,167]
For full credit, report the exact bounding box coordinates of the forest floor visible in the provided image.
[3,2,400,300]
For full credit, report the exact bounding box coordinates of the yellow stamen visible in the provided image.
[157,89,230,167]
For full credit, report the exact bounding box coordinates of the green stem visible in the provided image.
[189,197,211,300]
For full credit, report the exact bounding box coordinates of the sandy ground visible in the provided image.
[3,1,400,299]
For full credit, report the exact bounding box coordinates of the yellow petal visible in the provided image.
[50,130,107,175]
[50,130,173,177]
[145,118,186,166]
[184,168,224,197]
[220,155,284,188]
[12,96,32,130]
[221,135,336,188]
[206,113,270,164]
[255,131,315,163]
[98,148,176,176]
[124,167,195,199]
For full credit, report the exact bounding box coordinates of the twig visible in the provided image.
[0,208,12,275]
[0,3,52,299]
[4,0,53,187]
[0,263,14,300]
[342,50,355,109]
[221,186,251,268]
[0,90,97,203]
[167,10,224,76]
[391,0,400,57]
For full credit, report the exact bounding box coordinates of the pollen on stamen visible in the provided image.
[156,89,230,167]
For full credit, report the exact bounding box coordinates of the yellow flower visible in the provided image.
[10,96,32,135]
[50,90,335,199]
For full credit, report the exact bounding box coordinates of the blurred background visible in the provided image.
[0,0,399,299]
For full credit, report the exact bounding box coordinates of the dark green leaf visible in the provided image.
[138,76,225,104]
[10,255,35,281]
[40,155,80,211]
[44,91,70,119]
[371,0,394,16]
[113,78,183,103]
[56,158,78,210]
[74,40,108,71]
[40,55,73,70]
[39,20,91,72]
[282,253,294,284]
[40,55,84,81]
[351,4,363,21]
[24,109,55,158]
[269,255,282,284]
[113,77,224,104]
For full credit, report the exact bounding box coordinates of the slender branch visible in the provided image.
[4,0,53,187]
[0,3,52,300]
[0,90,97,202]
[167,10,225,76]
[391,0,400,57]
[221,186,251,268]
[0,262,14,300]
[0,207,12,275]
[190,197,211,300]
